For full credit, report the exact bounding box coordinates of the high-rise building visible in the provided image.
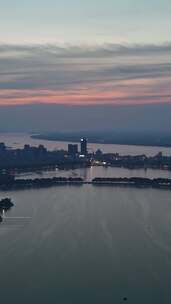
[68,144,78,156]
[0,142,6,152]
[80,138,87,155]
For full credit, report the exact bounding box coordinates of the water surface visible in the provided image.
[0,186,171,303]
[1,133,171,303]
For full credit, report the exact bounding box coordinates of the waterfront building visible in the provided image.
[0,142,6,152]
[68,144,78,156]
[80,138,87,156]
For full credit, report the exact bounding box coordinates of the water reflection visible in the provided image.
[16,165,171,181]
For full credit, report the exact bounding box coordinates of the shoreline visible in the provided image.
[1,177,171,191]
[31,135,171,149]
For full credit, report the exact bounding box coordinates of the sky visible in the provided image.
[0,0,171,107]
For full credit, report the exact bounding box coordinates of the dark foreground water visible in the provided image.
[1,185,171,303]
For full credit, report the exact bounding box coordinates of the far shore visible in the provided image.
[31,134,171,149]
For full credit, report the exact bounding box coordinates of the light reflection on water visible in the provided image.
[16,165,171,181]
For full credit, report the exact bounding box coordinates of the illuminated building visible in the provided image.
[80,138,87,156]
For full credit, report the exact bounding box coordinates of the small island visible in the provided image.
[0,198,14,212]
[0,198,14,224]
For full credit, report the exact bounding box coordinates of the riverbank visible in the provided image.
[1,141,171,173]
[32,133,171,148]
[1,177,171,191]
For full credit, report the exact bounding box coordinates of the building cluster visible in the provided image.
[0,138,89,170]
[68,138,88,157]
[0,138,171,171]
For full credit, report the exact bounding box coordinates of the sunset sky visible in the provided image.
[0,0,171,106]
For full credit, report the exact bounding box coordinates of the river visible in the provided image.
[1,133,171,303]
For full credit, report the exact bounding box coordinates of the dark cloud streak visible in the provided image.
[0,42,171,105]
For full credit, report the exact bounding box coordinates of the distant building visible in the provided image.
[0,142,6,152]
[156,152,163,159]
[80,138,87,156]
[68,144,78,156]
[24,144,31,151]
[38,145,47,154]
